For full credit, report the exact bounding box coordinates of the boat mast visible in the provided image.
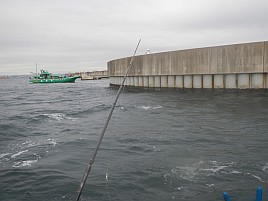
[75,39,141,201]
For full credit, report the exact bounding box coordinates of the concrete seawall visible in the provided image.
[107,41,268,89]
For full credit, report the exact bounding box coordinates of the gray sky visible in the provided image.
[1,0,267,75]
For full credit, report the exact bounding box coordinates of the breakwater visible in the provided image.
[81,70,108,80]
[108,41,268,89]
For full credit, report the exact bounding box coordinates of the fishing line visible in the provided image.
[75,39,141,201]
[105,173,112,201]
[119,80,127,111]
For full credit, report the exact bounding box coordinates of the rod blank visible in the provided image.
[75,39,141,201]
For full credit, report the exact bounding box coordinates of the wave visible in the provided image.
[262,162,268,171]
[70,103,111,116]
[0,153,12,163]
[164,160,268,186]
[128,143,160,153]
[11,150,28,159]
[0,153,12,159]
[29,113,77,123]
[12,159,38,168]
[0,123,27,139]
[19,138,57,149]
[137,105,163,111]
[1,138,57,168]
[42,113,77,122]
[250,174,265,182]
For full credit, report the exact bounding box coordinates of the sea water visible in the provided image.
[0,76,268,201]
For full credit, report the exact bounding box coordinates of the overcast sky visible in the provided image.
[1,0,267,75]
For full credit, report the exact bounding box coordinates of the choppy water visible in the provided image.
[0,76,268,201]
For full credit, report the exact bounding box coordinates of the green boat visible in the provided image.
[29,69,80,84]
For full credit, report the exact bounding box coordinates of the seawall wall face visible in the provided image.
[108,41,268,89]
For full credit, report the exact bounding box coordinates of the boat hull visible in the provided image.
[29,76,79,84]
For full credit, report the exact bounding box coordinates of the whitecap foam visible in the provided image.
[65,116,77,121]
[173,166,198,181]
[12,159,38,168]
[176,187,183,191]
[0,153,12,163]
[202,165,228,173]
[206,184,215,187]
[20,138,57,149]
[11,150,28,159]
[230,170,242,174]
[200,161,230,173]
[139,105,163,110]
[262,162,268,171]
[43,113,77,122]
[251,174,265,182]
[0,153,11,159]
[46,138,57,147]
[152,105,163,110]
[145,144,160,152]
[141,106,152,110]
[119,106,126,111]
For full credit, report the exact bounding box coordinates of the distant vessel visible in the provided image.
[29,69,80,84]
[0,75,9,79]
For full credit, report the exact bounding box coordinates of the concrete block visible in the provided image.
[251,74,263,88]
[138,76,143,87]
[125,77,129,86]
[114,77,119,85]
[168,76,175,87]
[237,74,250,89]
[225,74,237,88]
[193,75,202,88]
[109,77,114,85]
[161,76,168,87]
[184,75,192,88]
[203,75,212,88]
[143,76,149,87]
[214,75,224,88]
[175,76,183,88]
[264,41,268,73]
[149,76,154,88]
[134,77,139,87]
[114,77,118,85]
[155,76,161,87]
[266,73,268,89]
[127,77,131,86]
[130,77,134,86]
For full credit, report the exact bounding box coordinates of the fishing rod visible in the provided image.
[75,39,141,201]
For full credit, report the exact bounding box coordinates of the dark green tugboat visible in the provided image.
[29,69,80,84]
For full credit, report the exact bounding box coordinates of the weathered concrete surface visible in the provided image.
[149,76,154,87]
[175,76,183,88]
[184,75,192,88]
[251,74,263,88]
[108,41,268,89]
[265,42,268,72]
[237,74,250,89]
[161,76,168,87]
[193,75,202,88]
[168,76,175,88]
[108,41,267,76]
[203,75,213,88]
[214,75,224,88]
